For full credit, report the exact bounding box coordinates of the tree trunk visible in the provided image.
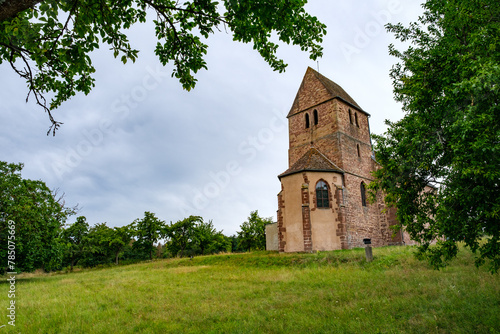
[0,0,44,22]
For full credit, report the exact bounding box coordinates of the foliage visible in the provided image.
[80,222,116,267]
[164,216,230,257]
[61,219,136,268]
[192,219,231,255]
[108,224,133,265]
[237,210,271,251]
[371,0,500,272]
[165,215,202,257]
[60,215,89,270]
[0,161,76,272]
[192,219,216,255]
[228,234,243,253]
[58,213,230,267]
[0,0,326,134]
[131,211,165,260]
[206,230,231,254]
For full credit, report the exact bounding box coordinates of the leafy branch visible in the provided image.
[0,0,326,135]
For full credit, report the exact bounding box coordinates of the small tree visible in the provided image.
[208,232,232,255]
[131,212,165,260]
[191,219,231,255]
[166,216,202,257]
[228,235,244,253]
[61,216,89,271]
[108,225,133,265]
[237,211,272,252]
[81,222,115,267]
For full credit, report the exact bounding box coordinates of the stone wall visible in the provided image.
[276,67,419,253]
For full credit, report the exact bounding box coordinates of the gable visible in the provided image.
[288,67,365,118]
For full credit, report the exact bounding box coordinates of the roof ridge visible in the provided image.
[309,67,363,112]
[287,67,365,118]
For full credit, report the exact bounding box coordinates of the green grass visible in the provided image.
[1,245,499,333]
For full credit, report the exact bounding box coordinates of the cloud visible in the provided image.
[0,0,423,236]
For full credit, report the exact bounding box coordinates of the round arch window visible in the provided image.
[316,180,329,208]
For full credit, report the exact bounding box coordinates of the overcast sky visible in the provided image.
[0,0,424,236]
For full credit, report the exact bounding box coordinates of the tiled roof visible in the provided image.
[288,67,366,118]
[278,147,344,179]
[312,68,363,111]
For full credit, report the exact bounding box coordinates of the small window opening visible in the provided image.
[313,109,318,125]
[316,180,329,208]
[348,109,353,124]
[360,182,367,207]
[355,112,359,127]
[305,113,310,129]
[357,144,361,157]
[340,175,346,205]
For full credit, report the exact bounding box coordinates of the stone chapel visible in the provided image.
[273,67,414,252]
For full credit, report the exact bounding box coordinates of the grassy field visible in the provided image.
[1,245,499,333]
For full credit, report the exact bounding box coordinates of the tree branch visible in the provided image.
[0,0,44,21]
[142,0,229,26]
[4,40,62,135]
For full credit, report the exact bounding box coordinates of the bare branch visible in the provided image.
[3,40,63,135]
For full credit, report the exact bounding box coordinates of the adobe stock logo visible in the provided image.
[340,0,402,63]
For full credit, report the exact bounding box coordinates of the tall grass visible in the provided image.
[1,245,499,333]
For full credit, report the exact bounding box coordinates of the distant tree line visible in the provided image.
[0,161,272,273]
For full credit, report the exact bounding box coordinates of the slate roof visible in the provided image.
[278,147,344,179]
[288,67,367,118]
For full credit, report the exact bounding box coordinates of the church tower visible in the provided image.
[276,67,400,252]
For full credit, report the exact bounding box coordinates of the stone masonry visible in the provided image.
[276,67,415,253]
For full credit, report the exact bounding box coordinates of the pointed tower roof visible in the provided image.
[288,67,366,117]
[278,147,344,179]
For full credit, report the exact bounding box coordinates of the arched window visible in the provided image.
[355,112,359,127]
[360,182,367,207]
[305,113,310,129]
[348,109,353,124]
[316,180,329,208]
[357,144,361,157]
[313,109,319,125]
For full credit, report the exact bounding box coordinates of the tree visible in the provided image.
[165,215,202,257]
[108,225,133,265]
[61,216,89,270]
[131,211,165,260]
[0,161,76,272]
[208,231,232,254]
[0,0,326,134]
[80,222,115,267]
[228,234,244,253]
[237,210,271,251]
[192,219,231,255]
[370,0,500,272]
[192,219,215,255]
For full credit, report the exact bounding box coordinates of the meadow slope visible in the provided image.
[1,245,499,333]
